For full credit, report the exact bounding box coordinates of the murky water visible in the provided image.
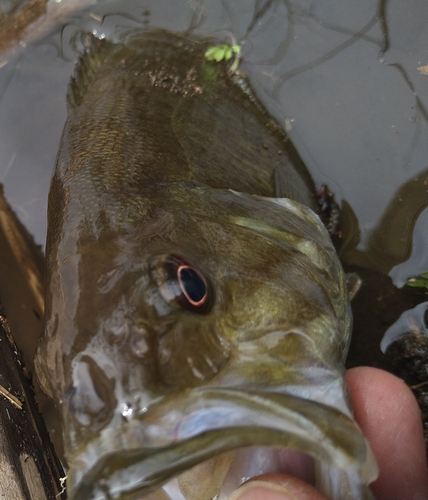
[1,0,428,369]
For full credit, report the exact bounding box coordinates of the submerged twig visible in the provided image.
[0,384,23,409]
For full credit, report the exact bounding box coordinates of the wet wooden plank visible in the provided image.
[0,185,65,497]
[0,184,44,371]
[0,309,65,499]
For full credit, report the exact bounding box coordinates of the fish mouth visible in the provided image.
[67,388,377,500]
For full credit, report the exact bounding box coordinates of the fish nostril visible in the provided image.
[67,356,117,435]
[131,326,150,359]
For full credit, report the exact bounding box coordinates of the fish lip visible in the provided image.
[67,388,377,500]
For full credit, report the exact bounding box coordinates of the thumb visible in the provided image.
[227,474,327,500]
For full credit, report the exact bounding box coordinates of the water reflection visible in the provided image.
[341,169,428,278]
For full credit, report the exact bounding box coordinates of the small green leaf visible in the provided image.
[204,46,220,61]
[407,272,428,293]
[223,47,233,61]
[205,43,240,62]
[214,46,227,62]
[205,41,241,71]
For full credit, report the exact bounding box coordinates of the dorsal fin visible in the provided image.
[67,33,115,109]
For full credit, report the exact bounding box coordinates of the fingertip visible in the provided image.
[347,367,428,500]
[227,481,297,500]
[227,474,327,500]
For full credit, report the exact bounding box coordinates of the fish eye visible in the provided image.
[150,254,212,314]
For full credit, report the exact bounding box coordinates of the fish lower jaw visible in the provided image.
[66,389,377,499]
[66,434,376,500]
[156,446,316,500]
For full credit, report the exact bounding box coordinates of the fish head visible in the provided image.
[36,181,376,499]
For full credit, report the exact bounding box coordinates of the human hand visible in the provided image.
[227,367,428,500]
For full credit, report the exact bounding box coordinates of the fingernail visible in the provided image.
[228,480,297,500]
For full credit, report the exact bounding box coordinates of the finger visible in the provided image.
[227,473,327,500]
[347,367,428,500]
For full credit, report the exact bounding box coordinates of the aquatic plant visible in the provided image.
[205,43,241,71]
[407,272,428,293]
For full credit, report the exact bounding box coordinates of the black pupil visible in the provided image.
[179,267,206,303]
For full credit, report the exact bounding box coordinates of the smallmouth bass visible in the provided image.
[35,30,377,500]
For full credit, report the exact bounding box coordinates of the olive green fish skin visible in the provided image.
[35,31,376,500]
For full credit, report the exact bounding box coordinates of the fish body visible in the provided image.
[35,31,377,500]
